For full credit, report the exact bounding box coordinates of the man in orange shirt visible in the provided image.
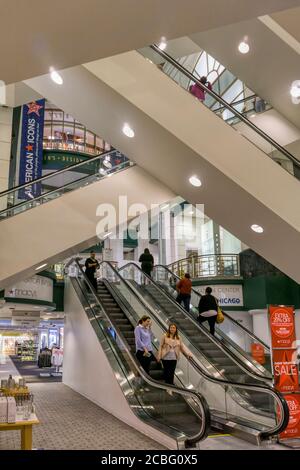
[176,273,192,312]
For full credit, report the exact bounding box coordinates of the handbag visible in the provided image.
[216,307,225,324]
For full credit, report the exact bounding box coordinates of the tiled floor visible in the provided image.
[0,357,295,451]
[0,383,166,450]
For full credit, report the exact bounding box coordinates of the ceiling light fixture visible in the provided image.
[35,263,47,271]
[238,41,250,54]
[251,224,264,234]
[290,81,300,104]
[158,37,167,51]
[189,175,202,187]
[122,123,135,138]
[50,68,63,85]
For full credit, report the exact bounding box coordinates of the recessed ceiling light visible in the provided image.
[50,69,63,85]
[189,175,202,187]
[122,123,135,138]
[251,224,264,234]
[158,37,167,51]
[290,81,300,99]
[238,41,250,54]
[35,263,47,270]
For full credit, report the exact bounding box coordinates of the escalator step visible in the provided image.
[149,370,165,380]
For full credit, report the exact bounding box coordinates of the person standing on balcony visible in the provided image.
[139,248,154,277]
[176,273,192,312]
[197,287,218,335]
[189,76,212,103]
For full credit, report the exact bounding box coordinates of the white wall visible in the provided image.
[63,279,176,449]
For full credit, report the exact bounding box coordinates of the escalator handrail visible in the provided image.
[72,258,211,446]
[0,159,132,218]
[119,262,270,383]
[0,149,127,198]
[150,44,300,169]
[107,261,289,439]
[154,263,270,351]
[212,93,260,114]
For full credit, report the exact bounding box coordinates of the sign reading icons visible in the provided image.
[269,305,300,440]
[195,285,243,307]
[5,276,53,303]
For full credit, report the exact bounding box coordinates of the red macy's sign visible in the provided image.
[269,306,296,348]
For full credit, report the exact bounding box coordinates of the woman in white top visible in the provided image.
[157,323,192,387]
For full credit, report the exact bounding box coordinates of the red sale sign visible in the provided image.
[269,306,296,348]
[273,349,299,393]
[280,394,300,439]
[251,343,265,365]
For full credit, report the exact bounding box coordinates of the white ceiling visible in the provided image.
[24,56,300,283]
[189,11,300,129]
[0,0,299,84]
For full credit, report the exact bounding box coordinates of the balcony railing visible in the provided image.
[168,254,240,279]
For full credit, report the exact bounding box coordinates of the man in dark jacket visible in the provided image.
[139,248,154,277]
[85,251,100,291]
[197,287,218,335]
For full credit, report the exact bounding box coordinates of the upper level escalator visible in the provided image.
[0,151,175,288]
[95,260,289,444]
[140,44,300,181]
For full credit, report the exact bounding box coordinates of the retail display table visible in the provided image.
[0,414,39,450]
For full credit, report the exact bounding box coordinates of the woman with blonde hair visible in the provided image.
[157,323,192,388]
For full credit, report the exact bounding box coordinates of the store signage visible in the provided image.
[195,284,243,307]
[269,305,300,440]
[251,343,265,365]
[5,275,53,303]
[269,305,296,348]
[273,349,299,393]
[18,99,45,199]
[280,394,300,440]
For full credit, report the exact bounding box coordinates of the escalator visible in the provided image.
[67,258,211,449]
[119,262,271,384]
[96,261,289,445]
[152,264,272,377]
[141,44,300,180]
[0,150,174,288]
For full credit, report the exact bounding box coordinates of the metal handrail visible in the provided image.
[150,44,300,168]
[155,263,270,351]
[168,253,241,278]
[213,94,258,114]
[0,160,132,218]
[72,258,211,446]
[0,149,123,197]
[107,261,289,438]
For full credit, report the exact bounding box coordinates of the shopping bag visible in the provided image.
[216,307,225,324]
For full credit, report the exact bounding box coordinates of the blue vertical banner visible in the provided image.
[18,99,45,199]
